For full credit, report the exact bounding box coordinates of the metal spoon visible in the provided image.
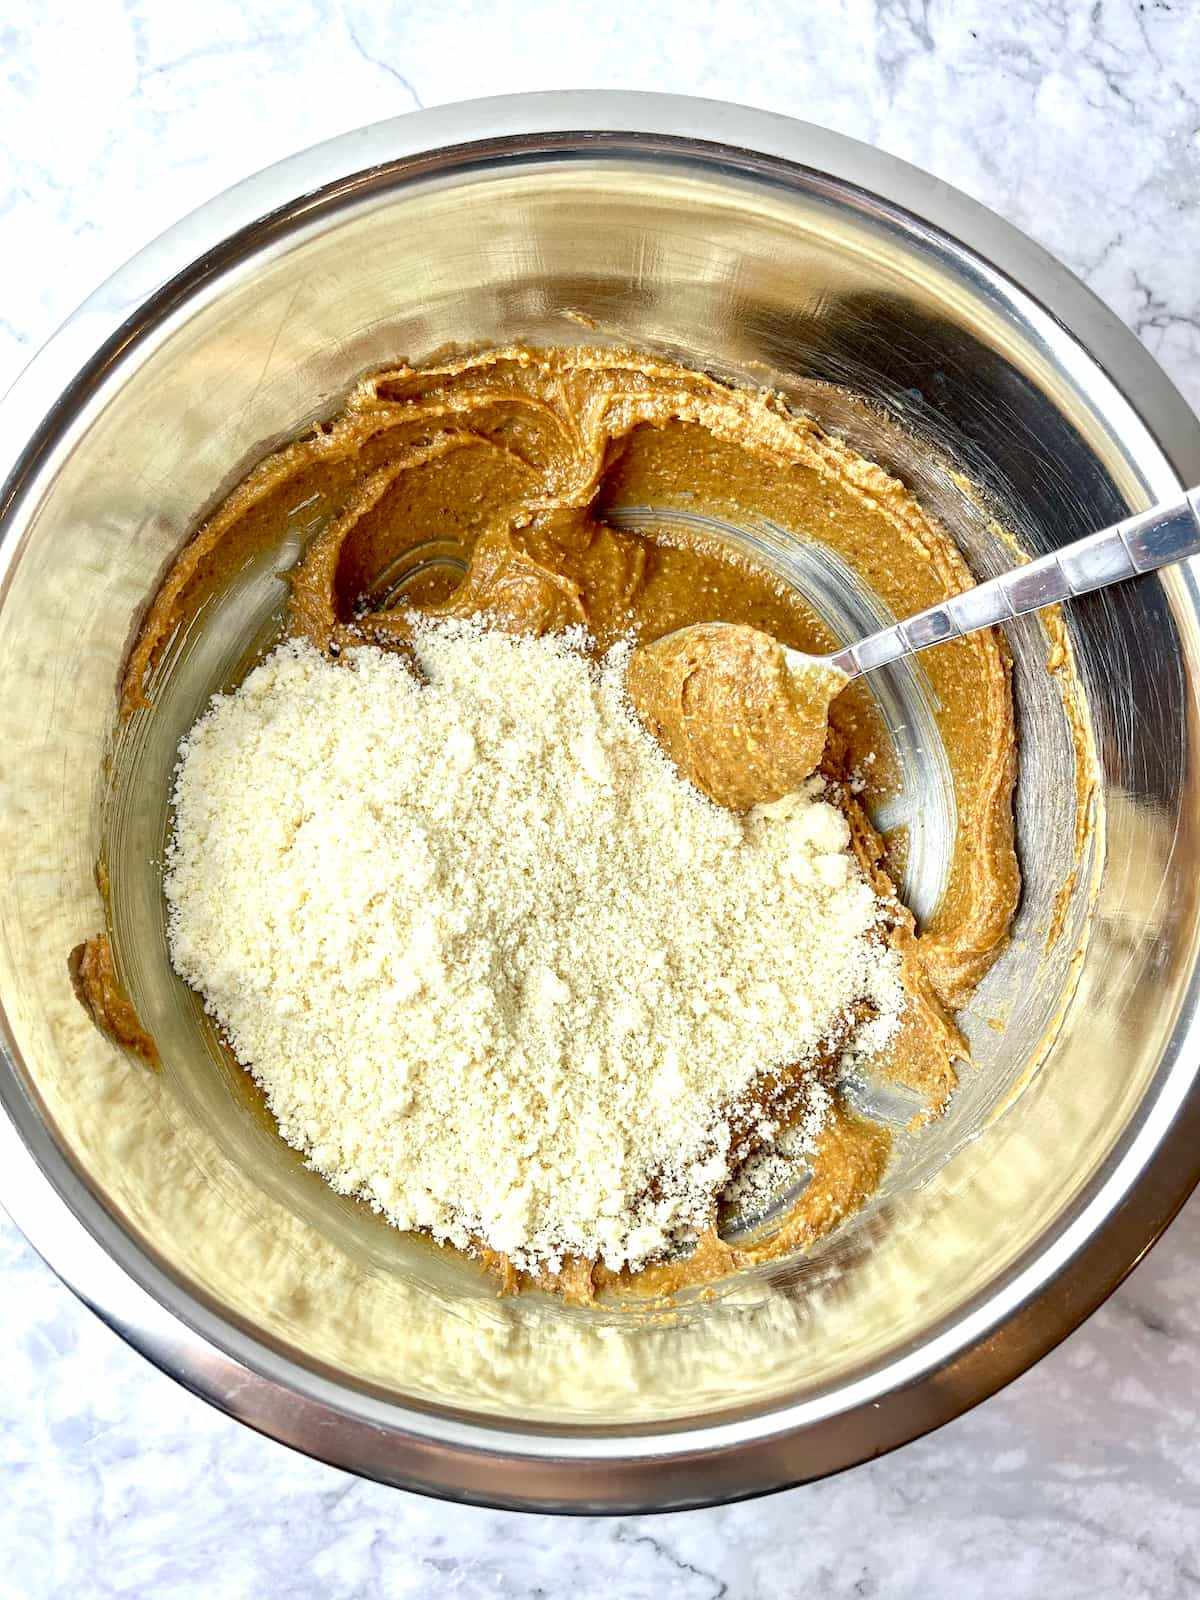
[788,485,1200,686]
[626,486,1200,816]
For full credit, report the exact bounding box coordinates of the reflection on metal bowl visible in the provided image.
[0,93,1198,1513]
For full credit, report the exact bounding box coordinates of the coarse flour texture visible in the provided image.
[165,621,904,1274]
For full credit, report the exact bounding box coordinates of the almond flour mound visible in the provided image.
[165,621,905,1274]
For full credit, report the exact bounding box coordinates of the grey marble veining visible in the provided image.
[2,1,1199,1594]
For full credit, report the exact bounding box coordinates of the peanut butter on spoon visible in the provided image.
[625,622,847,810]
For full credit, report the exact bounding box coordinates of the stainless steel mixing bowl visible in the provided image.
[2,93,1199,1514]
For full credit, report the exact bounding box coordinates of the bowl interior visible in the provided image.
[1,134,1198,1446]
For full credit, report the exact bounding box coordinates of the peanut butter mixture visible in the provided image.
[71,933,159,1069]
[95,345,1019,1300]
[625,623,848,810]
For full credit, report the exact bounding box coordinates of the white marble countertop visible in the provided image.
[3,1,1200,1593]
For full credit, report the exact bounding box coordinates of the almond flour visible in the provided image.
[164,621,905,1274]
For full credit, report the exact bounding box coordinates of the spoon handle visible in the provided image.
[828,486,1200,679]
